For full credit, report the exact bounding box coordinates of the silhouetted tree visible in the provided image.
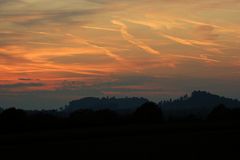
[0,108,26,121]
[69,109,119,126]
[231,108,240,122]
[94,109,118,124]
[0,108,27,130]
[69,109,95,126]
[28,112,63,129]
[133,102,163,123]
[182,114,200,122]
[207,104,231,121]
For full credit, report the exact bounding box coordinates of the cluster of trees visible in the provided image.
[160,91,240,119]
[0,101,240,133]
[65,91,240,117]
[65,97,148,112]
[207,104,240,122]
[0,102,162,132]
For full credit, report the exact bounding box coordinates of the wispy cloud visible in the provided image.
[161,34,220,47]
[125,19,160,29]
[0,8,104,25]
[112,20,160,55]
[180,19,221,29]
[173,54,219,63]
[65,33,124,62]
[18,78,32,81]
[81,26,119,32]
[126,18,182,30]
[0,82,44,89]
[0,52,31,64]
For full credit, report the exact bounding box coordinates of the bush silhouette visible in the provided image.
[231,108,240,121]
[133,102,163,123]
[69,109,96,126]
[0,108,27,121]
[207,104,232,121]
[94,109,118,124]
[69,109,118,126]
[0,108,27,130]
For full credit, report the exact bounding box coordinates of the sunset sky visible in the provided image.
[1,0,240,109]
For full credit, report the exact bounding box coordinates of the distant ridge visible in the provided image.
[160,90,240,118]
[64,97,149,113]
[63,91,240,117]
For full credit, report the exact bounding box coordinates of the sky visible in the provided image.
[0,0,240,109]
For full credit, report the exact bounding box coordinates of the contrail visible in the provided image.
[65,33,124,62]
[81,26,119,32]
[112,20,160,55]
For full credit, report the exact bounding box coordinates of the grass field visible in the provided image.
[0,122,239,159]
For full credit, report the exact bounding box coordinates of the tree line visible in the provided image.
[0,102,240,133]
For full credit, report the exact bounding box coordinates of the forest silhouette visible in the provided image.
[0,91,240,158]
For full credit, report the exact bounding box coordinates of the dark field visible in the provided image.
[1,122,239,159]
[1,99,240,159]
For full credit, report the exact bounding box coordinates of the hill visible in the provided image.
[160,91,240,118]
[64,97,149,113]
